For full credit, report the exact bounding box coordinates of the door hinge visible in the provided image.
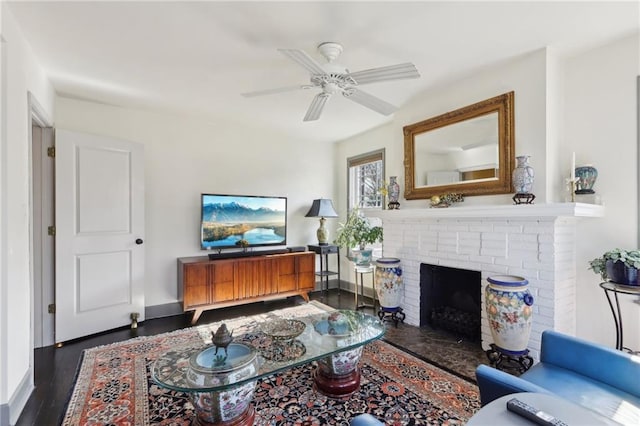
[47,226,56,236]
[47,146,55,158]
[48,303,56,314]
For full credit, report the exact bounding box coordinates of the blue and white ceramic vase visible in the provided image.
[485,275,534,355]
[513,155,535,194]
[575,165,598,194]
[375,258,403,309]
[387,176,401,209]
[186,343,259,423]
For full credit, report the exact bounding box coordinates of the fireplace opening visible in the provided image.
[420,263,481,341]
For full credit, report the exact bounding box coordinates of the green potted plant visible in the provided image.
[589,248,640,285]
[334,208,383,266]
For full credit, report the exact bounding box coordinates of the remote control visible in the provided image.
[506,398,568,426]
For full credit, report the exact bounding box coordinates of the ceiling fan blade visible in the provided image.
[343,88,397,116]
[279,49,327,76]
[303,93,330,122]
[241,84,313,98]
[348,63,420,85]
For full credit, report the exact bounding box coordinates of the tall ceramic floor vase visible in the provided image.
[485,275,534,355]
[375,257,403,309]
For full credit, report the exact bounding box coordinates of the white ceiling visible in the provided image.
[7,1,639,144]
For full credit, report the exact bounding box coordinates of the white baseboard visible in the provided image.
[7,369,33,425]
[145,302,183,319]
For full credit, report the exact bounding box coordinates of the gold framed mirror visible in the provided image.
[403,91,515,200]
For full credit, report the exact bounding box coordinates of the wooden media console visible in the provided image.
[178,251,315,324]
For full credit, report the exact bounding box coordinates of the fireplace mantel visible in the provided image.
[366,202,604,220]
[365,201,603,360]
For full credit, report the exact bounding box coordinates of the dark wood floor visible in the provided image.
[16,288,485,425]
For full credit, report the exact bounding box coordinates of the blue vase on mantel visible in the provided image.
[575,165,598,194]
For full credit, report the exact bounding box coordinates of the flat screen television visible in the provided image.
[200,194,287,250]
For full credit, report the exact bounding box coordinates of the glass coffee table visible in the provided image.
[152,309,385,426]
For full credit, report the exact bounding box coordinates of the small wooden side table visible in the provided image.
[307,244,340,292]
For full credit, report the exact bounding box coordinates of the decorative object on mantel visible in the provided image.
[334,208,383,266]
[575,165,598,194]
[429,193,464,208]
[387,176,401,209]
[589,248,640,286]
[375,257,406,326]
[574,164,601,204]
[512,155,535,205]
[485,275,534,374]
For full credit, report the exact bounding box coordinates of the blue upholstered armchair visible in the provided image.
[476,329,640,425]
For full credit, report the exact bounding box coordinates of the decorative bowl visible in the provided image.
[314,310,364,337]
[186,343,258,386]
[314,319,352,337]
[261,319,306,341]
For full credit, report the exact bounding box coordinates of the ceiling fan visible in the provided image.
[241,42,420,122]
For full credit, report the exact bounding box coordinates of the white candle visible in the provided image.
[571,152,576,181]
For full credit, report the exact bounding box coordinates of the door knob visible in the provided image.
[135,238,144,245]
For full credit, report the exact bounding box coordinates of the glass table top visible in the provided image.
[151,309,385,393]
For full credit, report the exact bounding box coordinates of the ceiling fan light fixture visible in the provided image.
[323,82,342,94]
[317,42,343,63]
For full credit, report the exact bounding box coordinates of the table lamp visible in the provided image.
[305,198,338,245]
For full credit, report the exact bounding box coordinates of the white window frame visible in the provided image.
[347,149,385,211]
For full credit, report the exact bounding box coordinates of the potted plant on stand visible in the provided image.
[334,208,383,266]
[589,248,640,286]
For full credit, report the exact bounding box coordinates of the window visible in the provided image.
[347,149,385,210]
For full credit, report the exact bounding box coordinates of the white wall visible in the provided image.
[336,35,640,349]
[335,49,549,289]
[55,98,337,307]
[0,3,55,424]
[566,34,640,349]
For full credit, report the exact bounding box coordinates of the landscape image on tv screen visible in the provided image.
[201,194,287,249]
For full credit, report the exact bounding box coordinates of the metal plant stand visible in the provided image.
[599,281,640,354]
[377,306,405,327]
[485,344,534,375]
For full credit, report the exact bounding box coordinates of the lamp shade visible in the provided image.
[305,199,338,218]
[305,199,338,245]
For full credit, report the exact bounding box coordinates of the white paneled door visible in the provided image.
[55,129,145,343]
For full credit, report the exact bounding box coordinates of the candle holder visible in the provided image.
[567,179,577,202]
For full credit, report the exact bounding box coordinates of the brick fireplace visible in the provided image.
[368,203,603,360]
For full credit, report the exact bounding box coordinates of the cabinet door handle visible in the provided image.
[135,238,144,245]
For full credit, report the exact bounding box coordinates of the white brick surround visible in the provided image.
[368,203,604,360]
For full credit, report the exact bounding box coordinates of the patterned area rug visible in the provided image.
[62,301,480,425]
